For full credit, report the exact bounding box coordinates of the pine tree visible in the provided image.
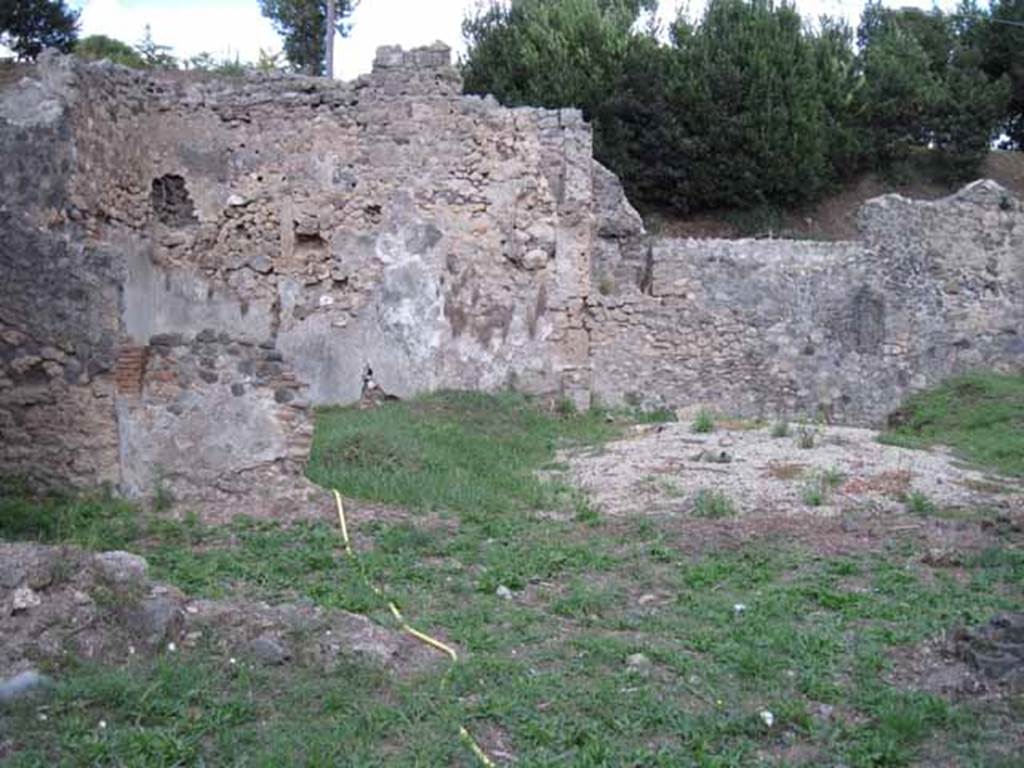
[259,0,356,76]
[0,0,78,61]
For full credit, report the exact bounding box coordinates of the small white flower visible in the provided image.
[759,710,774,728]
[98,720,107,730]
[37,713,48,722]
[733,603,747,614]
[167,642,177,652]
[229,657,237,665]
[128,645,136,656]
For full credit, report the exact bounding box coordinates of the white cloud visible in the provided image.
[77,0,282,63]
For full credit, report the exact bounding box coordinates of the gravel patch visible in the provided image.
[563,422,1023,518]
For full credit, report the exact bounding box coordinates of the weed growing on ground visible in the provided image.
[801,477,826,507]
[796,424,818,449]
[823,465,845,489]
[692,409,716,433]
[770,420,790,438]
[693,488,735,518]
[905,490,937,515]
[0,479,140,549]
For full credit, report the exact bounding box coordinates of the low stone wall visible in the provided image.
[590,180,1024,423]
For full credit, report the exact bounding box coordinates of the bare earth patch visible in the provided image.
[562,422,1023,519]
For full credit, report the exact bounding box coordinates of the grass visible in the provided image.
[800,468,844,507]
[2,390,1022,766]
[904,490,936,515]
[692,489,736,518]
[307,390,617,520]
[692,409,716,434]
[770,420,790,438]
[801,478,826,507]
[5,513,1020,766]
[0,480,141,550]
[796,425,818,450]
[880,373,1024,477]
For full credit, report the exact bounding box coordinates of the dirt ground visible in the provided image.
[563,421,1024,521]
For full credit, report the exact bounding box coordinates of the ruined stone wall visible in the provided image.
[0,46,598,499]
[1,48,1021,501]
[0,58,122,489]
[590,180,1024,423]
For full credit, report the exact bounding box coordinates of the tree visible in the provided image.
[974,0,1024,148]
[135,25,177,69]
[0,0,78,61]
[854,24,943,170]
[259,0,356,76]
[669,0,834,210]
[854,1,1010,176]
[76,34,146,69]
[462,0,643,118]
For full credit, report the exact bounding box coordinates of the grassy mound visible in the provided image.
[880,373,1024,476]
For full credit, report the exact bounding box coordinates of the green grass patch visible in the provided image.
[0,479,141,550]
[307,390,617,519]
[880,373,1024,476]
[3,391,1022,766]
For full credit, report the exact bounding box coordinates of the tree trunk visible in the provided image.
[324,0,335,78]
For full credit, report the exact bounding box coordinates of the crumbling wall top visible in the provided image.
[372,41,452,71]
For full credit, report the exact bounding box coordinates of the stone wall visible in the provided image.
[0,46,599,500]
[591,180,1024,423]
[1,48,1021,501]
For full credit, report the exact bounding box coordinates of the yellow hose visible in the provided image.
[332,490,496,767]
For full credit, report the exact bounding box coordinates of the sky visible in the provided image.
[58,0,961,80]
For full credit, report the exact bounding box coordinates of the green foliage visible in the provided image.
[972,0,1024,149]
[854,22,944,170]
[905,490,936,515]
[770,420,790,438]
[801,477,826,507]
[879,372,1024,477]
[673,0,833,210]
[186,51,248,76]
[134,25,176,70]
[0,0,78,61]
[692,488,736,518]
[691,408,715,433]
[75,34,146,69]
[307,390,617,518]
[462,0,1015,217]
[0,479,140,550]
[854,2,1010,180]
[258,0,355,75]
